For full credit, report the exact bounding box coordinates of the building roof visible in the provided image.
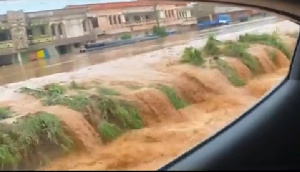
[0,0,132,15]
[67,0,188,11]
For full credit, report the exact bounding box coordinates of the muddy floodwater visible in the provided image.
[0,19,298,171]
[0,17,281,86]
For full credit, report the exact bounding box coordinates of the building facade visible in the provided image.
[68,1,197,42]
[0,7,95,66]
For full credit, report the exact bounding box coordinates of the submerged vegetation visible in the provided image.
[215,59,246,87]
[266,48,277,63]
[20,83,143,143]
[222,41,261,74]
[179,32,291,86]
[0,107,13,120]
[0,111,73,169]
[156,84,188,110]
[238,32,291,59]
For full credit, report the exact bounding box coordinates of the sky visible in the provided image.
[0,0,133,15]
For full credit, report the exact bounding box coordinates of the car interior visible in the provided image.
[159,0,300,170]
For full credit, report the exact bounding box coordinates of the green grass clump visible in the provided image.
[239,32,291,59]
[0,112,73,169]
[43,83,67,97]
[266,48,277,63]
[153,26,168,37]
[0,107,13,120]
[181,47,205,66]
[121,33,131,40]
[98,120,123,143]
[222,41,261,74]
[15,112,73,154]
[203,34,221,56]
[90,96,143,142]
[98,87,120,96]
[20,83,67,99]
[156,84,188,109]
[43,94,91,112]
[215,59,246,87]
[94,97,143,130]
[20,84,143,143]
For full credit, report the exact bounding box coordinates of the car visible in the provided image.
[159,0,300,170]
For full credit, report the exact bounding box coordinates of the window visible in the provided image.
[82,20,87,32]
[39,26,45,35]
[118,15,121,24]
[133,15,140,22]
[165,11,168,18]
[145,15,150,20]
[58,23,63,35]
[125,16,129,22]
[26,29,33,37]
[74,43,80,48]
[0,30,10,41]
[91,18,99,28]
[113,15,117,24]
[108,16,112,25]
[51,24,56,36]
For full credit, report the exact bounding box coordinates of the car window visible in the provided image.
[0,0,298,171]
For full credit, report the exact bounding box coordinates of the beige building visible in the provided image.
[0,7,96,66]
[68,0,197,41]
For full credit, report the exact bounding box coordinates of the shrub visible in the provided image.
[181,47,205,66]
[203,34,221,56]
[153,26,168,37]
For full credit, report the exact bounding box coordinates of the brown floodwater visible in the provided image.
[0,17,281,86]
